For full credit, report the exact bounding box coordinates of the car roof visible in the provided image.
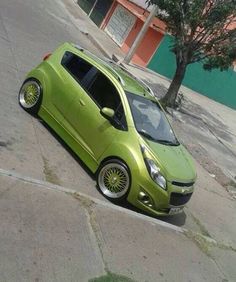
[70,43,155,99]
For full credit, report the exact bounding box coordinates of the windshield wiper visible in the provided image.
[138,130,180,146]
[137,130,158,141]
[155,139,180,146]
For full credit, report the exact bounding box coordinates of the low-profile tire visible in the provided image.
[96,159,131,202]
[18,78,42,115]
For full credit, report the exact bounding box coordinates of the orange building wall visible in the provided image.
[121,18,164,67]
[101,1,164,67]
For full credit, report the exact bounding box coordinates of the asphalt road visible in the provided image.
[0,0,236,249]
[0,0,104,199]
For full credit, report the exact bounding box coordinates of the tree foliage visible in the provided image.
[146,0,236,107]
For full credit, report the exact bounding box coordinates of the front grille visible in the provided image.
[172,181,195,187]
[170,192,193,206]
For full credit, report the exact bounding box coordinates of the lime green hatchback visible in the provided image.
[19,43,196,216]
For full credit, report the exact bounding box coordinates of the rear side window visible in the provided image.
[61,51,93,83]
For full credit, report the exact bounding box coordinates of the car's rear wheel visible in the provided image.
[97,159,131,202]
[18,78,42,114]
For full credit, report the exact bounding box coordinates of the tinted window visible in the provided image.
[87,72,127,130]
[61,51,93,85]
[87,72,119,109]
[61,51,127,130]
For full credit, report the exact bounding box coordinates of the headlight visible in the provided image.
[141,145,167,190]
[145,158,167,190]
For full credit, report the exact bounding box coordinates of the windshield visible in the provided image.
[126,92,179,146]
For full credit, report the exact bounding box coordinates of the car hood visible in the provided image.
[145,139,196,182]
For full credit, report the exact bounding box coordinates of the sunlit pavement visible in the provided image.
[0,0,236,281]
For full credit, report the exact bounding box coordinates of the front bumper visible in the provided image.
[127,174,194,216]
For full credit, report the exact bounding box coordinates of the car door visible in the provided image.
[66,68,127,161]
[51,51,93,120]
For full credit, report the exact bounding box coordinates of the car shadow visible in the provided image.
[118,200,187,227]
[39,119,95,180]
[39,118,187,228]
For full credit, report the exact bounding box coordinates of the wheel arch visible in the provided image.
[22,76,43,92]
[96,156,132,201]
[97,140,143,182]
[25,68,46,87]
[25,66,51,106]
[97,156,131,175]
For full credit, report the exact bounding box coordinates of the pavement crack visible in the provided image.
[89,272,136,282]
[188,212,212,238]
[184,230,236,257]
[42,156,61,185]
[184,212,236,271]
[0,34,10,42]
[72,192,108,272]
[203,120,236,160]
[211,259,230,282]
[72,192,137,282]
[31,119,53,183]
[184,228,235,281]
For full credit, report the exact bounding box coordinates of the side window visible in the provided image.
[61,51,127,130]
[87,72,119,109]
[87,72,127,130]
[61,51,95,87]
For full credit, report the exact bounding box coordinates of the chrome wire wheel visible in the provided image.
[98,162,130,199]
[19,80,41,109]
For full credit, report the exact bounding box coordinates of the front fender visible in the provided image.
[98,136,146,180]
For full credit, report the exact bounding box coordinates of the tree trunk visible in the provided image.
[160,62,187,108]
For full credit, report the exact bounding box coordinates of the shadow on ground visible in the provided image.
[118,200,187,227]
[39,118,187,228]
[39,119,95,180]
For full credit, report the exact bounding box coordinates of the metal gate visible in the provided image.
[104,4,136,46]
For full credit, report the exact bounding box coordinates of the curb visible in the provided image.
[0,167,184,233]
[0,167,221,249]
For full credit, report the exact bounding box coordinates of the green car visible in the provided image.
[19,43,196,216]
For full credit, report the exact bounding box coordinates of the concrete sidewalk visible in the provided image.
[0,171,236,282]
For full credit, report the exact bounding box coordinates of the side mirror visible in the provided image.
[100,107,115,121]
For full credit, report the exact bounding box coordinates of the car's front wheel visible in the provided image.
[97,159,131,202]
[18,78,42,115]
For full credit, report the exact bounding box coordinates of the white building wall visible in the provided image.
[129,0,154,11]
